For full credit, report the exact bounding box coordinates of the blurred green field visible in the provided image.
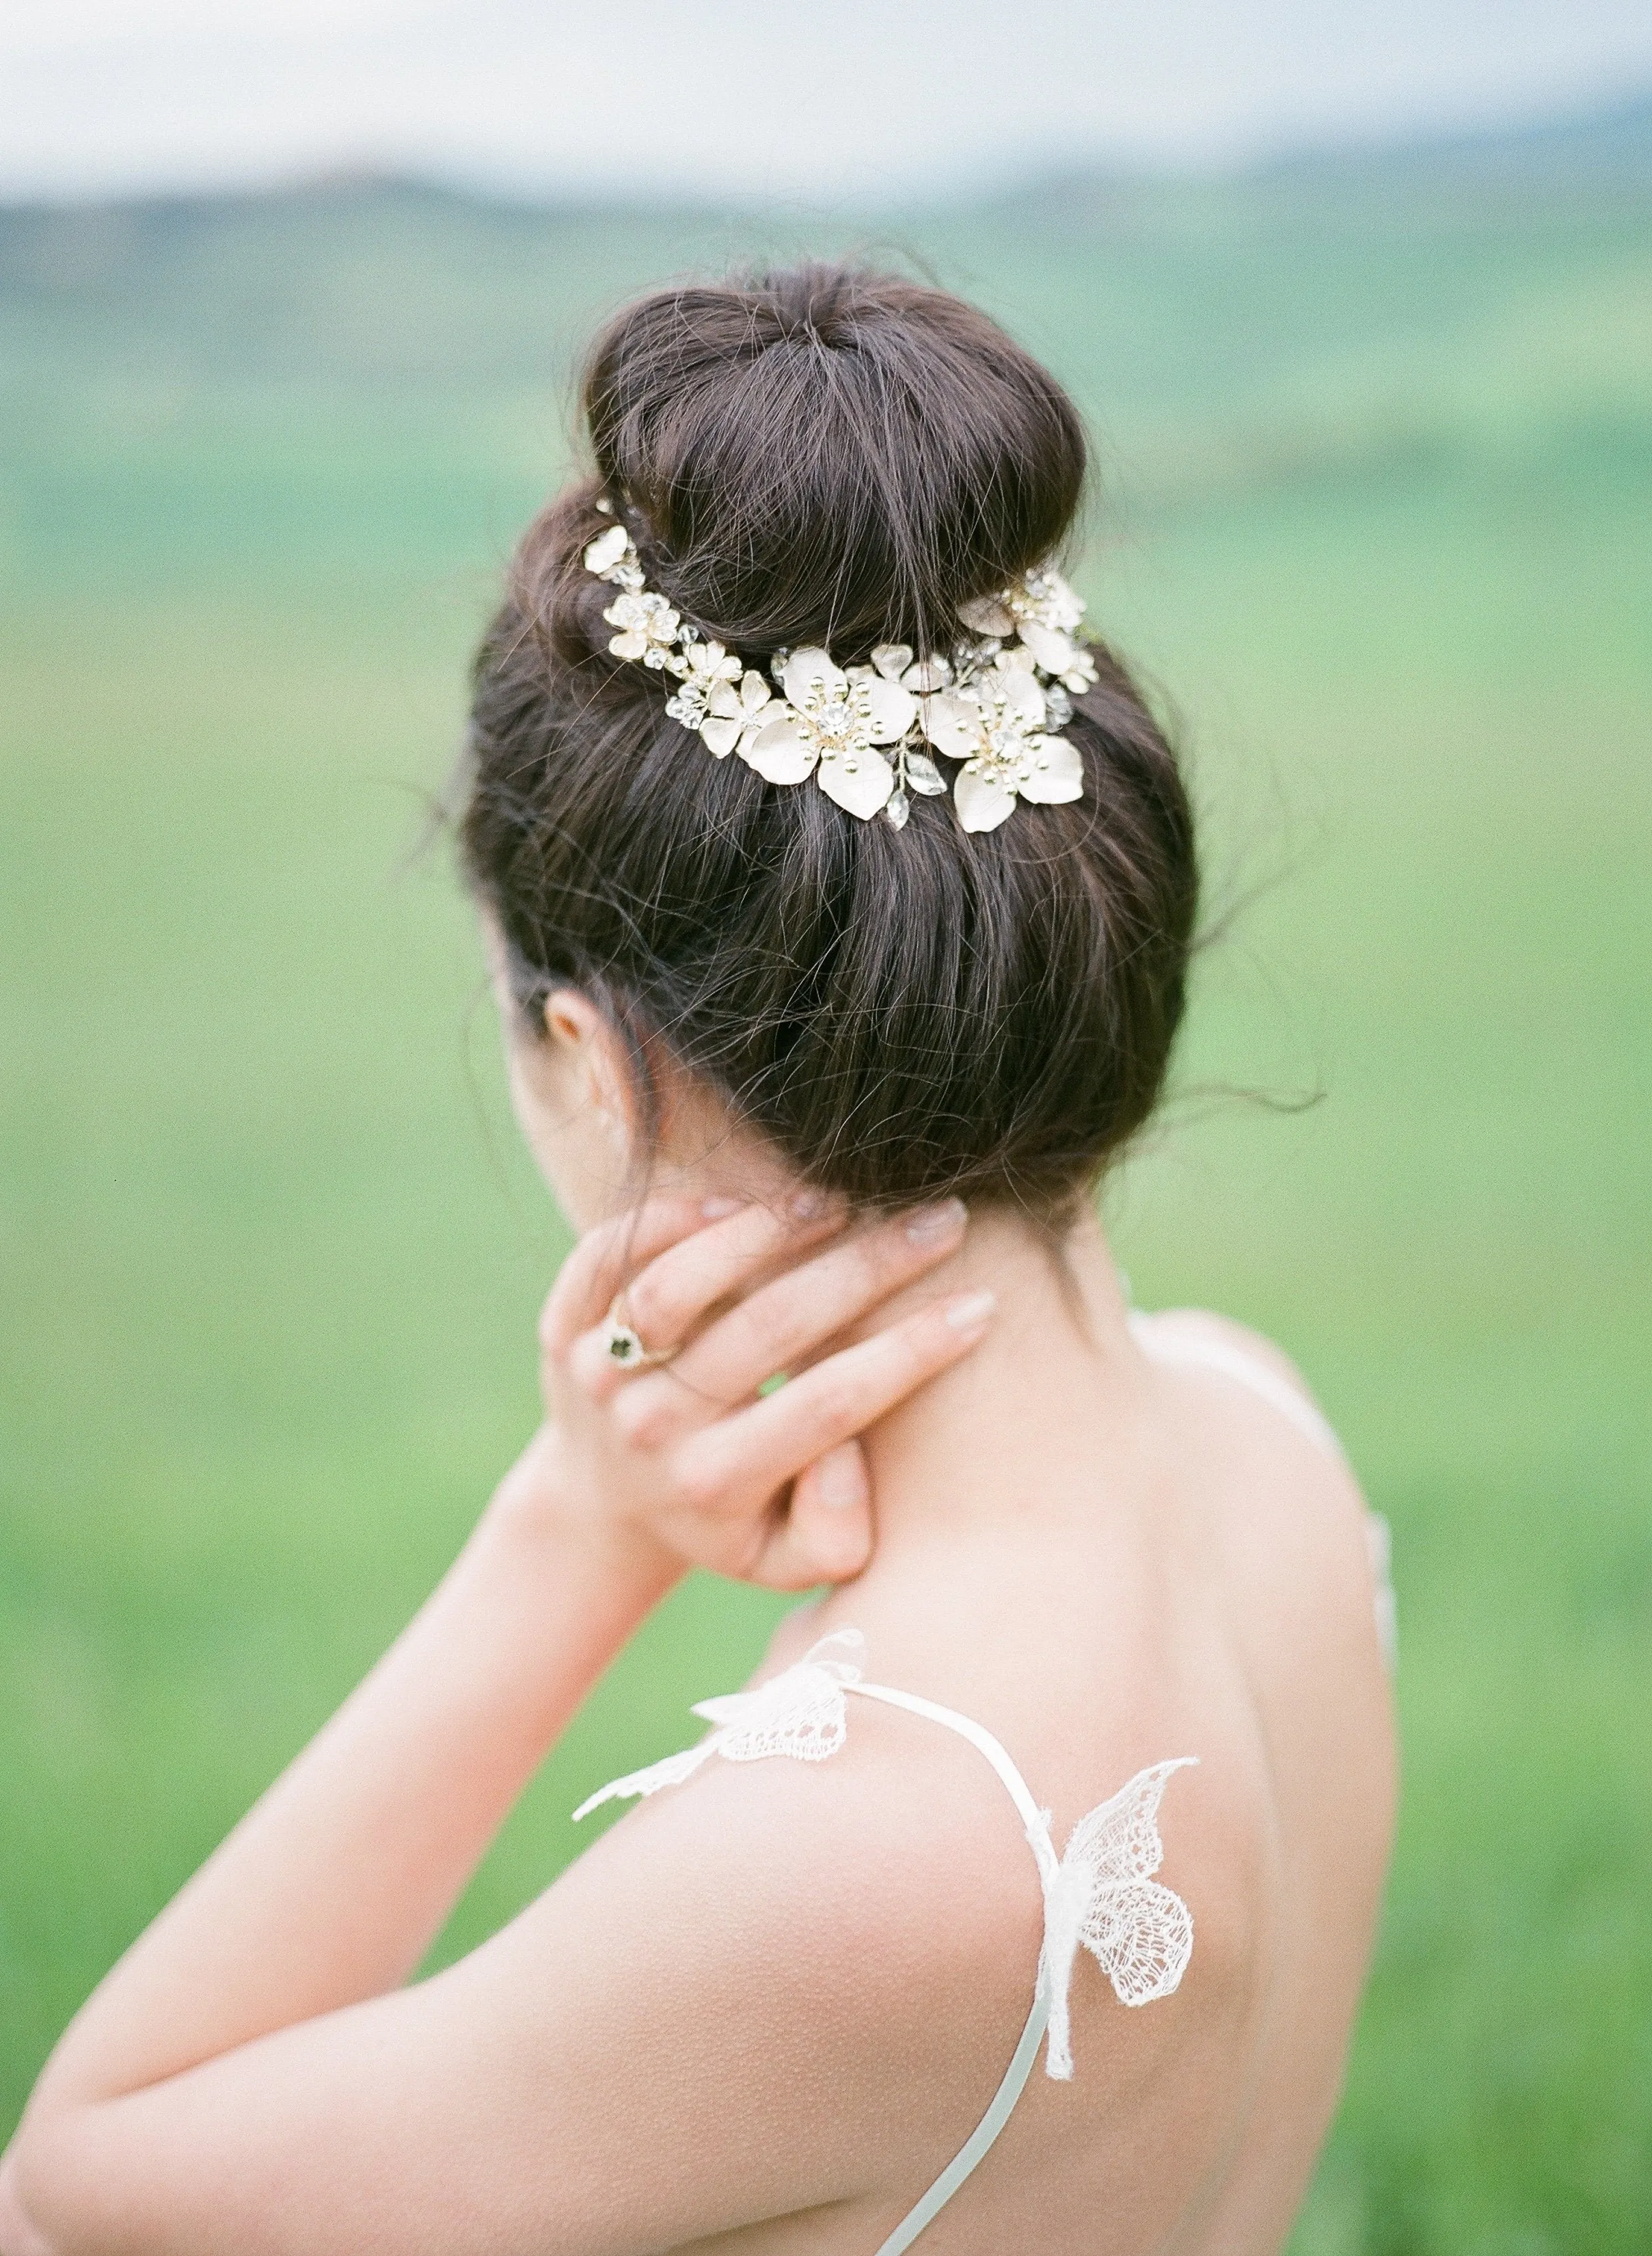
[2,116,1650,2253]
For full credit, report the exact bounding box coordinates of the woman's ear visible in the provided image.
[543,991,632,1152]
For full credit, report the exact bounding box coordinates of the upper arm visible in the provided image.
[14,1721,1040,2256]
[0,2154,54,2256]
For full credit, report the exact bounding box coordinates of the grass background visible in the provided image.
[2,105,1650,2251]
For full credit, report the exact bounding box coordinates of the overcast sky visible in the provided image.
[3,0,1651,204]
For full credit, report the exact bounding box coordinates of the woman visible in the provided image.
[1,265,1396,2254]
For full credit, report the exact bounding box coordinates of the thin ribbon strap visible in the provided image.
[848,1682,1059,2251]
[850,1681,1060,1882]
[869,1987,1051,2256]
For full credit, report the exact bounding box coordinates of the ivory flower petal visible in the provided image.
[818,751,895,820]
[604,589,681,668]
[993,662,1047,722]
[744,714,819,785]
[958,593,1016,636]
[1015,737,1085,803]
[583,524,631,575]
[705,669,771,745]
[681,639,742,690]
[1018,620,1077,676]
[922,692,985,761]
[699,714,744,757]
[870,643,913,681]
[863,676,919,743]
[781,649,845,707]
[954,769,1020,832]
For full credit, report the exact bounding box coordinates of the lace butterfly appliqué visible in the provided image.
[1035,1756,1198,2076]
[571,1630,865,1820]
[572,1628,1196,2080]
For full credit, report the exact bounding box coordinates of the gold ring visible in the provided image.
[599,1293,675,1372]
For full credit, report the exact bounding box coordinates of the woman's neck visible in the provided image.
[838,1205,1151,1581]
[583,1130,1156,1589]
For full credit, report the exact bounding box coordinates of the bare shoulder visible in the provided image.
[1134,1307,1359,1505]
[1135,1305,1321,1399]
[1132,1306,1386,1667]
[525,1681,1242,2248]
[492,1692,1046,2233]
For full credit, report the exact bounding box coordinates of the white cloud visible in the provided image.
[2,0,1650,202]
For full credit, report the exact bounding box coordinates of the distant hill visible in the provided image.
[2,84,1650,243]
[2,81,1648,330]
[0,81,1646,582]
[987,88,1652,228]
[1260,87,1652,183]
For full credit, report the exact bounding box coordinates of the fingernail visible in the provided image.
[702,1196,742,1219]
[790,1186,830,1222]
[905,1197,967,1247]
[945,1289,997,1330]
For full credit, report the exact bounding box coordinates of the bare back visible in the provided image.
[564,1298,1396,2256]
[2,1220,1396,2256]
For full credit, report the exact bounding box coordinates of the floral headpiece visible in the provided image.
[582,507,1096,833]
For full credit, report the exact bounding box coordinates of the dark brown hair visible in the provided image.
[461,263,1197,1221]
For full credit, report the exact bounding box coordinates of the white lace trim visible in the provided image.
[573,1630,1196,2081]
[1038,1758,1197,2076]
[570,1628,866,1820]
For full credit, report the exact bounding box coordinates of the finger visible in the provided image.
[564,1197,847,1408]
[750,1442,874,1592]
[540,1195,736,1356]
[565,1192,847,1408]
[621,1190,845,1360]
[671,1198,968,1404]
[673,1289,997,1515]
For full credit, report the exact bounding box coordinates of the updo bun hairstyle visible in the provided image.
[461,263,1197,1223]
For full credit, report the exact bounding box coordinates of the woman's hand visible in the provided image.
[492,1192,992,1592]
